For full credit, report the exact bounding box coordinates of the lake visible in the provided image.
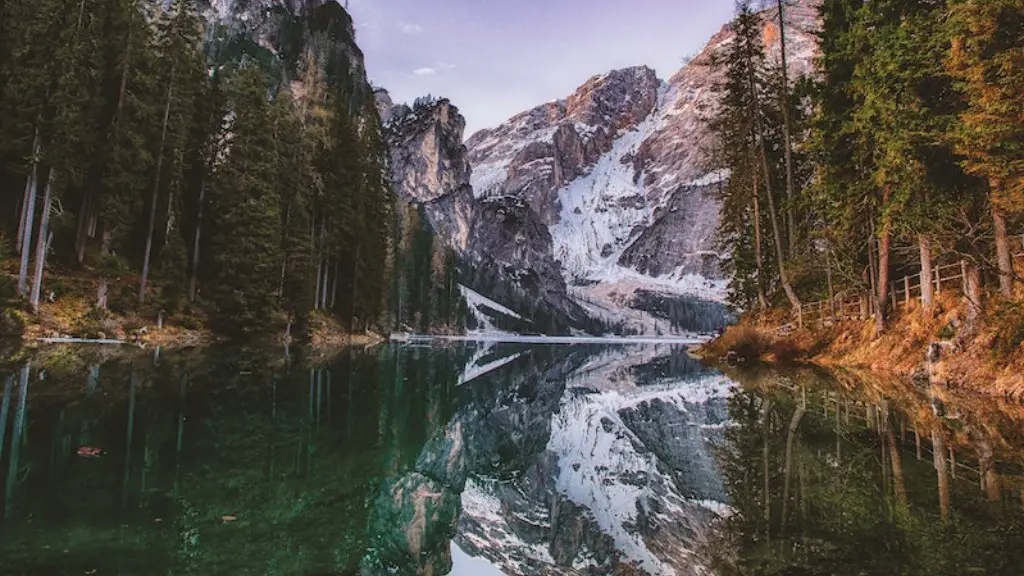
[1,342,1023,575]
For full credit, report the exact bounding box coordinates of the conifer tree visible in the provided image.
[208,65,283,336]
[947,0,1024,299]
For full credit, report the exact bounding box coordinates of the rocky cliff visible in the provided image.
[381,97,592,335]
[461,0,820,332]
[372,0,819,335]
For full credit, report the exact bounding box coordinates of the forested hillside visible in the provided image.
[712,0,1022,334]
[0,0,465,342]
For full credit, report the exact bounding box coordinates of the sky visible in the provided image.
[346,0,735,137]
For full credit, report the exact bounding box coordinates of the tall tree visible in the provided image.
[775,0,798,256]
[947,0,1024,299]
[208,65,282,336]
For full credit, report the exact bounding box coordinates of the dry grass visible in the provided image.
[700,317,816,366]
[713,291,1024,401]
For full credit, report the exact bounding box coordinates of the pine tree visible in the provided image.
[947,0,1024,299]
[208,65,283,336]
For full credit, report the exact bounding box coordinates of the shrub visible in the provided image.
[712,324,773,362]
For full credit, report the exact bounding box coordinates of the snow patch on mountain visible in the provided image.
[550,83,673,284]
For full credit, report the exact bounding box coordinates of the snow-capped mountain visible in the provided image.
[381,0,819,335]
[465,0,819,322]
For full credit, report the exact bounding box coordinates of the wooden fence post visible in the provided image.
[935,267,942,294]
[904,276,911,305]
[890,282,897,311]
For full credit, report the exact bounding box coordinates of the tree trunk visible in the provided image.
[760,141,801,311]
[965,261,983,323]
[29,170,55,314]
[17,154,40,297]
[16,174,32,255]
[748,42,799,312]
[139,67,175,305]
[919,235,934,311]
[753,158,768,311]
[776,0,797,257]
[876,187,892,336]
[991,185,1013,299]
[188,176,207,303]
[75,190,91,264]
[933,428,950,521]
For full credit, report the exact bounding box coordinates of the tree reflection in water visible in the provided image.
[708,365,1024,575]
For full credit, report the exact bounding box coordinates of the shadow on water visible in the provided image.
[1,342,1023,575]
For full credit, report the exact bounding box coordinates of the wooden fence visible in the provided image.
[797,233,1024,328]
[798,260,971,328]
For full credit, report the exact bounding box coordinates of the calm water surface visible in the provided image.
[1,342,1023,575]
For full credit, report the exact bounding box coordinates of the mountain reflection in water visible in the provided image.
[1,343,1023,575]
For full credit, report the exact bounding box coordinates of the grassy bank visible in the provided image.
[701,292,1024,400]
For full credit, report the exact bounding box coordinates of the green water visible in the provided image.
[0,343,1022,575]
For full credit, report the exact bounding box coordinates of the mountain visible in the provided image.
[467,0,819,330]
[382,97,595,335]
[381,1,818,335]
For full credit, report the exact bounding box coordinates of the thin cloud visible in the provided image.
[400,23,423,35]
[413,67,437,76]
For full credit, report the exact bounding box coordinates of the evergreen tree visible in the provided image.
[208,65,283,336]
[947,0,1024,299]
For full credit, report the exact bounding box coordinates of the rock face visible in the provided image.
[375,0,819,334]
[382,96,589,334]
[459,0,820,330]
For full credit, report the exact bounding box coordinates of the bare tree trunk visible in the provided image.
[188,176,207,303]
[75,191,91,263]
[17,151,40,297]
[30,169,55,314]
[16,175,32,255]
[753,159,768,311]
[876,187,892,336]
[933,428,950,521]
[776,0,796,257]
[321,259,331,311]
[760,141,801,311]
[919,235,934,311]
[350,245,361,331]
[748,44,800,312]
[991,185,1013,299]
[965,261,983,323]
[313,256,323,311]
[140,67,175,305]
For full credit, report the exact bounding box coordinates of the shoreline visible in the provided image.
[699,292,1024,401]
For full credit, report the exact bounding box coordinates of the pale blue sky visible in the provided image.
[347,0,735,137]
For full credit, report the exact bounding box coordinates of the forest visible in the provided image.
[713,0,1022,335]
[0,0,465,342]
